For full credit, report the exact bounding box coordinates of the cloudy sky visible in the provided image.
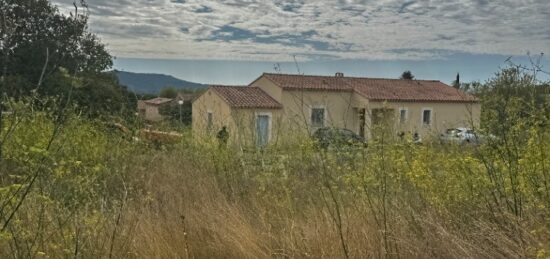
[51,0,550,84]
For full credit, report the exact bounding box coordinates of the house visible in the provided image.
[192,73,480,147]
[137,97,174,122]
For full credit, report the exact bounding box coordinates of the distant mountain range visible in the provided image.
[114,70,207,94]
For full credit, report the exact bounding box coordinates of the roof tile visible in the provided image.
[211,85,282,109]
[144,97,173,105]
[263,73,478,102]
[263,73,353,91]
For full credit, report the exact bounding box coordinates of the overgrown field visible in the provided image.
[0,104,549,258]
[1,0,548,257]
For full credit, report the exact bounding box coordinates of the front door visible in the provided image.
[256,115,270,147]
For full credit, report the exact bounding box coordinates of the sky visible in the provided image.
[51,0,550,85]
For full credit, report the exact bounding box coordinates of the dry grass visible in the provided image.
[99,144,547,259]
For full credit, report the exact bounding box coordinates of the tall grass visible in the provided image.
[2,104,548,258]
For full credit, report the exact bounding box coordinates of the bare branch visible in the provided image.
[35,48,49,92]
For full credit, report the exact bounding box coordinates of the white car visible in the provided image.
[439,128,486,145]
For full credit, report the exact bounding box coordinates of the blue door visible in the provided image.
[256,115,269,147]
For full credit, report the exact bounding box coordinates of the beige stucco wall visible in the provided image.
[252,78,361,135]
[365,101,481,139]
[230,109,283,147]
[192,88,283,147]
[137,101,165,122]
[146,105,164,122]
[250,77,283,102]
[252,77,481,142]
[192,84,359,146]
[278,90,356,134]
[192,89,233,137]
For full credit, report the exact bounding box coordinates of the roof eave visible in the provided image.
[368,99,480,103]
[208,85,284,109]
[232,106,283,109]
[248,73,284,90]
[283,87,354,92]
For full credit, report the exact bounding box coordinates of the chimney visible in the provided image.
[335,72,344,77]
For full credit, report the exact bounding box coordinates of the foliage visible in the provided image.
[0,98,136,257]
[159,87,178,99]
[458,80,482,93]
[0,0,135,118]
[452,73,460,89]
[400,70,414,80]
[0,0,112,83]
[478,67,550,135]
[158,100,192,125]
[136,92,157,101]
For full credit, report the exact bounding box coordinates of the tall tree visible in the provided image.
[0,0,135,117]
[0,0,112,95]
[452,73,460,89]
[400,71,414,80]
[479,67,549,134]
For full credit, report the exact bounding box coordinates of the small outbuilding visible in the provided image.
[137,97,174,122]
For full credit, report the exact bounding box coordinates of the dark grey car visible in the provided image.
[313,127,366,149]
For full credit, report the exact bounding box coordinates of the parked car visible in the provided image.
[439,128,487,145]
[313,127,366,149]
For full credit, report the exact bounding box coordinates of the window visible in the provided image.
[207,111,213,130]
[399,108,408,123]
[311,108,325,127]
[422,109,432,125]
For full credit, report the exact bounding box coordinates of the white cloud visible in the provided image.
[51,0,550,61]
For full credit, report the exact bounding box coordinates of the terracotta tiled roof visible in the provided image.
[263,73,353,91]
[211,85,282,109]
[347,78,478,102]
[144,97,173,105]
[261,73,478,103]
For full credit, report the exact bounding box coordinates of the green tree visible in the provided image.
[159,100,192,125]
[452,73,460,89]
[0,0,134,117]
[55,71,136,117]
[0,0,112,92]
[400,71,414,80]
[458,81,482,93]
[159,87,178,98]
[479,67,549,135]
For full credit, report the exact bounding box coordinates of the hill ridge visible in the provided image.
[114,70,207,94]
